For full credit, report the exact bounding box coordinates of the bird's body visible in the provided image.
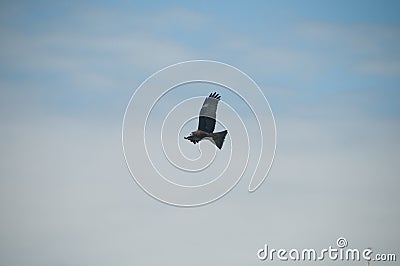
[185,130,212,144]
[184,92,228,149]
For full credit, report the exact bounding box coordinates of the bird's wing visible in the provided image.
[198,92,221,133]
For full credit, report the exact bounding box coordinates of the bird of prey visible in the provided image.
[184,92,228,149]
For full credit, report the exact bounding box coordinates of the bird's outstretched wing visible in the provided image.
[198,92,221,133]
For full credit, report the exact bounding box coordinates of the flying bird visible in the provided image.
[184,92,228,149]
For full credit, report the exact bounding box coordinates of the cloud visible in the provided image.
[0,5,208,121]
[297,21,400,76]
[358,60,400,76]
[1,92,399,265]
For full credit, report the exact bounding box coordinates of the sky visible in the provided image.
[0,1,399,265]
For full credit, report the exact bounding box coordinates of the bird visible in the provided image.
[184,92,228,149]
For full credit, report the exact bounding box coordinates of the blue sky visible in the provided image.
[1,1,399,265]
[1,0,399,119]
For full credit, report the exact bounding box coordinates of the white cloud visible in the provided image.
[358,60,400,76]
[297,21,400,76]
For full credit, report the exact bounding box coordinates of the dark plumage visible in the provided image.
[184,92,228,149]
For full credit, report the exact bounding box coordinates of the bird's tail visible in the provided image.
[212,130,228,149]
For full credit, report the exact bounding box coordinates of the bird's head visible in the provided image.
[184,132,198,143]
[184,132,194,140]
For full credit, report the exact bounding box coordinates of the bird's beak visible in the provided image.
[184,135,193,140]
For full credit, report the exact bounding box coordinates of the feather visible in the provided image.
[198,92,220,133]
